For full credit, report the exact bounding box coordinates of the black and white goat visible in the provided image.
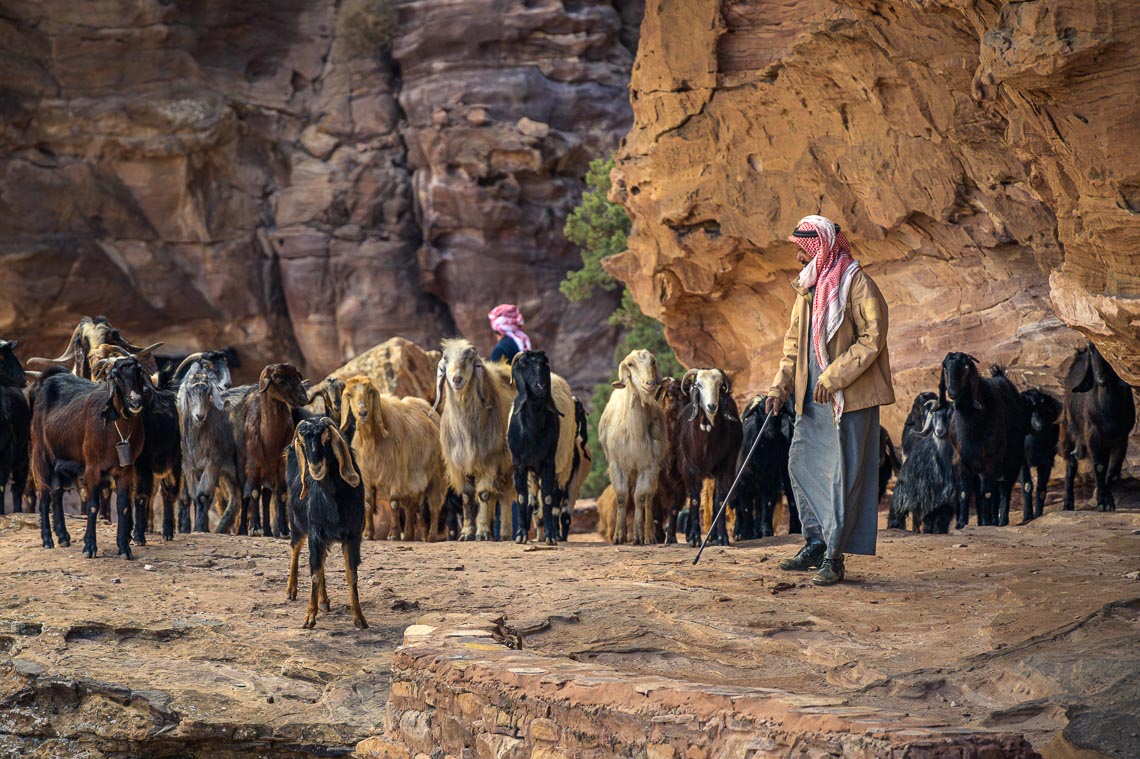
[1061,342,1136,512]
[285,417,367,629]
[677,368,742,547]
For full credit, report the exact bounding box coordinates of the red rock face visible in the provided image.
[0,0,642,389]
[610,0,1139,454]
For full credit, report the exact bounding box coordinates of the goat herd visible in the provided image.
[0,316,1133,628]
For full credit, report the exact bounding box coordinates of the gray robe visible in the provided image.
[788,304,880,558]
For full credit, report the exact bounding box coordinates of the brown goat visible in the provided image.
[224,363,308,537]
[653,377,688,544]
[30,359,151,559]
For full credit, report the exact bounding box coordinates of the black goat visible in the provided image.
[901,391,938,459]
[285,417,366,629]
[678,369,742,546]
[732,397,798,540]
[888,399,956,533]
[134,382,182,543]
[507,351,563,545]
[0,340,30,515]
[1020,388,1062,521]
[559,396,590,541]
[1061,342,1136,512]
[939,353,1026,527]
[31,358,151,558]
[878,427,901,503]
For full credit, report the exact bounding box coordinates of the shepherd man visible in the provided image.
[765,215,895,586]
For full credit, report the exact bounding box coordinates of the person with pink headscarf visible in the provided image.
[765,216,895,586]
[488,304,532,364]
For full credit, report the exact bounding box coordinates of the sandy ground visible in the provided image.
[0,489,1136,756]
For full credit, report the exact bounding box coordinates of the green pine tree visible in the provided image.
[563,157,681,498]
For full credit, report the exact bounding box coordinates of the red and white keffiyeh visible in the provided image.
[790,215,860,424]
[488,303,532,352]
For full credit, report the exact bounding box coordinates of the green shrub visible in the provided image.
[562,157,682,498]
[339,0,399,55]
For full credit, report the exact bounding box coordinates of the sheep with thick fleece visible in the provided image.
[340,376,444,541]
[433,339,516,541]
[598,350,668,545]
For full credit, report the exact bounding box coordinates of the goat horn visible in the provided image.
[680,368,698,392]
[173,352,206,380]
[131,341,163,355]
[431,359,446,412]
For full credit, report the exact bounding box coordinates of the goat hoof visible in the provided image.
[58,538,70,548]
[354,618,369,630]
[82,546,96,559]
[119,548,133,560]
[319,602,331,612]
[302,617,316,629]
[250,528,264,537]
[42,539,54,549]
[133,535,147,546]
[545,537,556,546]
[287,591,297,602]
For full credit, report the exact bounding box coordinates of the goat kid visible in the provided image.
[1020,388,1061,521]
[285,417,367,629]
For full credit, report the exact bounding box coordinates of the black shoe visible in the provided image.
[812,555,845,586]
[778,539,825,571]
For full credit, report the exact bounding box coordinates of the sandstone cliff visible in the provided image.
[0,0,643,388]
[611,0,1139,444]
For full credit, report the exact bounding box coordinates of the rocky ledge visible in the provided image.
[0,508,1136,757]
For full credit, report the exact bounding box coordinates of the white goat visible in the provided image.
[598,349,668,544]
[433,339,516,540]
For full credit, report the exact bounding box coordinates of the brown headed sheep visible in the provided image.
[598,349,667,545]
[432,338,516,541]
[340,376,445,541]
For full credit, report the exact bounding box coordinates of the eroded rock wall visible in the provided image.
[611,0,1139,438]
[0,0,642,387]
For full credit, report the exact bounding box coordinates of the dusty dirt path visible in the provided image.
[0,505,1136,756]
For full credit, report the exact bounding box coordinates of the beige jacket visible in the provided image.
[767,268,895,415]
